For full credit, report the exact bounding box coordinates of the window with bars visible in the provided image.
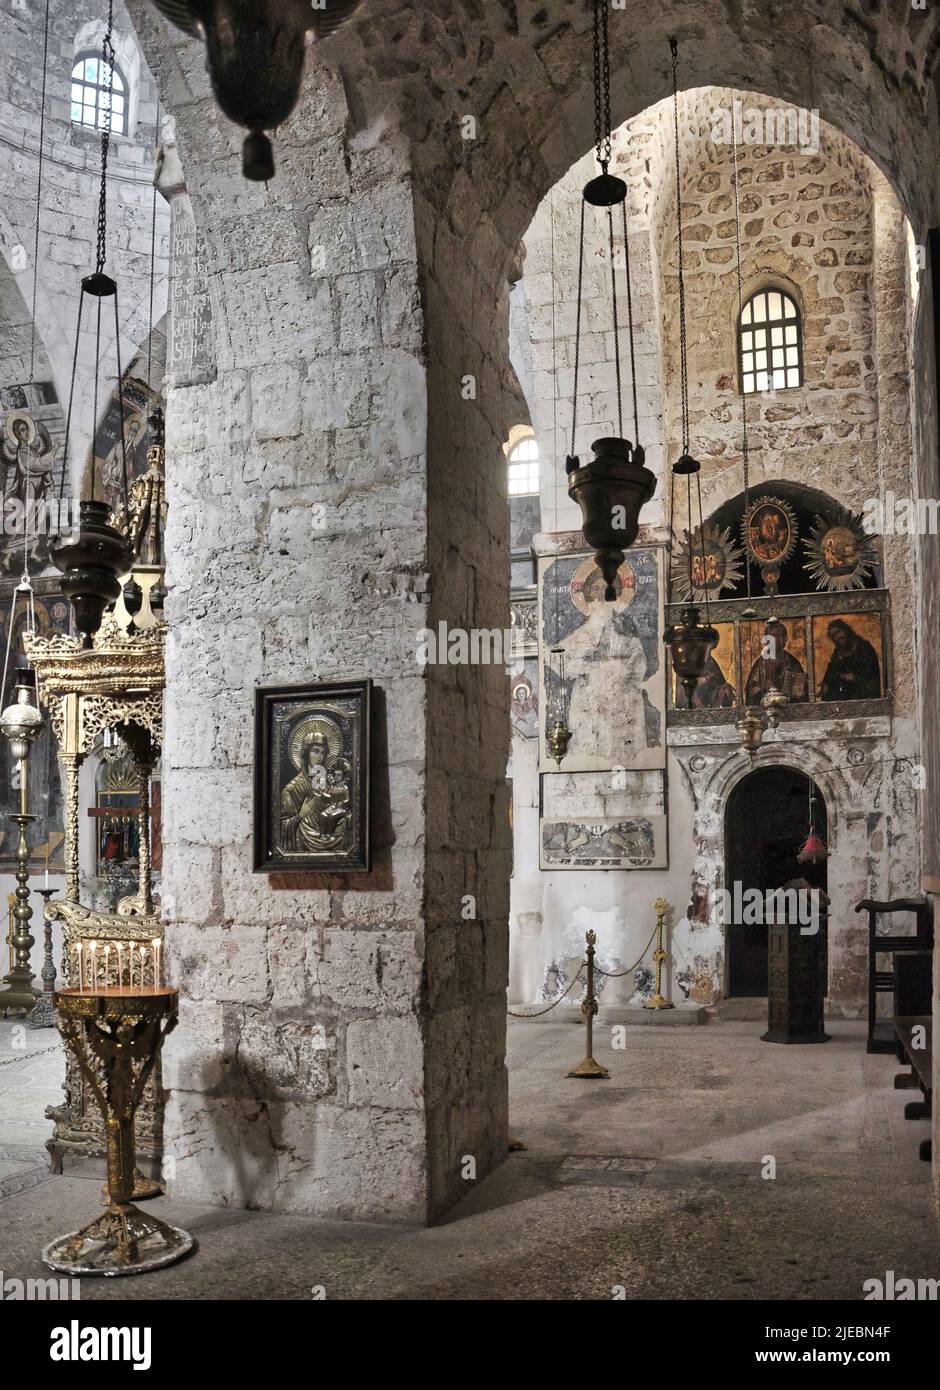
[739,288,802,394]
[507,436,539,496]
[70,54,127,135]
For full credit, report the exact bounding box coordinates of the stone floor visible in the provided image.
[0,1017,936,1299]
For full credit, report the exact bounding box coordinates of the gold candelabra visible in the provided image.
[42,986,194,1276]
[645,897,673,1010]
[567,930,610,1078]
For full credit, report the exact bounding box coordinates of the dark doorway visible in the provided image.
[724,766,828,996]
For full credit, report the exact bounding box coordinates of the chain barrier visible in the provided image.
[508,962,585,1019]
[593,924,658,978]
[0,1043,59,1068]
[509,918,659,1018]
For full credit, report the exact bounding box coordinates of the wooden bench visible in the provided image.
[892,1015,933,1162]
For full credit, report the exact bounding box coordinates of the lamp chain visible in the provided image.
[731,101,754,602]
[592,0,612,171]
[622,201,639,444]
[670,38,689,456]
[96,0,117,275]
[569,197,586,458]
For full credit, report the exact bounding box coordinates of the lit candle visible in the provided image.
[76,940,84,993]
[44,843,49,890]
[152,938,161,989]
[103,943,112,990]
[129,942,136,990]
[88,941,98,991]
[116,942,124,993]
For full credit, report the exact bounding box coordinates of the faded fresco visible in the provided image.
[540,815,668,869]
[0,380,66,577]
[539,547,665,771]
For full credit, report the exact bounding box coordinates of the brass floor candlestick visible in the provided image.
[645,897,674,1010]
[567,930,610,1078]
[42,987,194,1276]
[0,814,39,1013]
[27,887,58,1029]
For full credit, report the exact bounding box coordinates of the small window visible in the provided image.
[507,436,539,496]
[71,54,127,135]
[739,288,802,394]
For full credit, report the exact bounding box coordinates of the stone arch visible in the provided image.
[697,741,850,852]
[674,740,867,1007]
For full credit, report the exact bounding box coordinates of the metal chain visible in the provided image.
[0,1043,59,1067]
[608,206,623,437]
[592,0,603,167]
[569,197,586,457]
[594,924,658,978]
[622,201,639,444]
[670,39,689,456]
[147,101,161,390]
[508,962,586,1019]
[731,105,754,602]
[600,0,612,169]
[28,0,51,385]
[95,0,117,274]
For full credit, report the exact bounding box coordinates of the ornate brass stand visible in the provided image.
[26,887,58,1029]
[26,443,168,1175]
[0,670,44,1013]
[567,930,610,1078]
[42,987,194,1277]
[1,814,39,1012]
[645,897,674,1010]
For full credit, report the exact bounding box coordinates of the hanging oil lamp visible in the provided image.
[546,647,572,768]
[149,0,361,181]
[735,707,766,759]
[762,684,787,728]
[797,788,828,863]
[50,4,132,646]
[566,0,655,600]
[662,42,717,701]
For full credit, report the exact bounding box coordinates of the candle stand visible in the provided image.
[26,887,58,1029]
[42,986,194,1276]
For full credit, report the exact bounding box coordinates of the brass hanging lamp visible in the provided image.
[49,1,132,647]
[148,0,362,181]
[566,0,655,601]
[662,40,717,702]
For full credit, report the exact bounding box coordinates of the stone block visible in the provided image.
[345,1016,424,1108]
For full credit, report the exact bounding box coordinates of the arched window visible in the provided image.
[508,436,539,496]
[70,54,127,135]
[739,288,802,394]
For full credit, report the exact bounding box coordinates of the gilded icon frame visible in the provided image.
[253,679,372,874]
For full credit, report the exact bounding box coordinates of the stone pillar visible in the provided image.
[131,43,512,1222]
